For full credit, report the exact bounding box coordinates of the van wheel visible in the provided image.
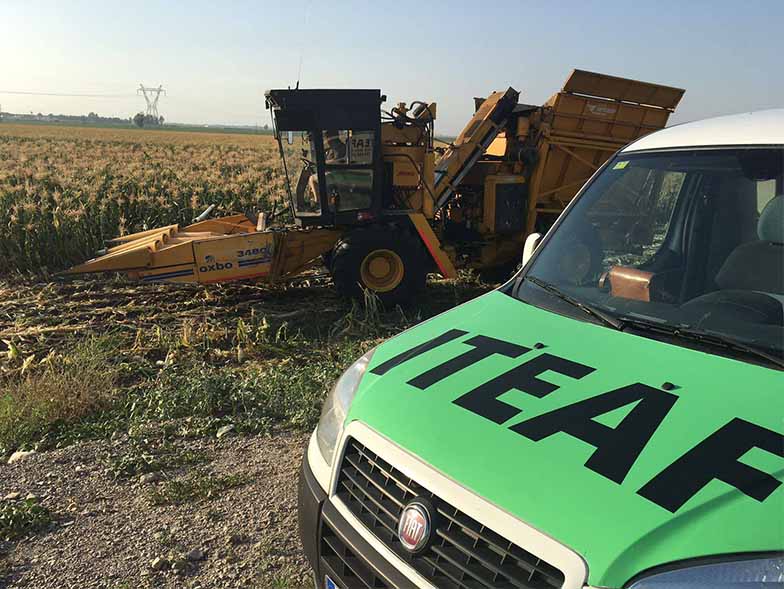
[331,227,426,306]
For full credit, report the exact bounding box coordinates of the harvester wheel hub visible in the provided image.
[360,249,404,292]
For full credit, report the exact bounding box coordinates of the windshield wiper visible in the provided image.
[524,276,625,330]
[523,277,784,370]
[620,317,784,370]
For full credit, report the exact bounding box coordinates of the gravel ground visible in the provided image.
[0,430,312,589]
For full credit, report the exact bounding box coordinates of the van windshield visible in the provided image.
[515,148,784,366]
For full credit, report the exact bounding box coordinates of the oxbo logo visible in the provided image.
[200,261,233,272]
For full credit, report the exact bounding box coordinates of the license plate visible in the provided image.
[325,575,340,589]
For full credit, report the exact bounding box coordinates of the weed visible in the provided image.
[106,438,209,479]
[257,574,298,589]
[148,472,251,506]
[254,536,306,589]
[124,336,370,432]
[153,528,179,549]
[0,335,120,454]
[0,498,52,541]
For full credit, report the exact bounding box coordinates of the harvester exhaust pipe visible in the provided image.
[193,204,217,223]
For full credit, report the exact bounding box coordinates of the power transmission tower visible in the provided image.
[137,84,166,118]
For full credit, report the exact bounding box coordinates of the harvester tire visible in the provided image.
[331,227,426,306]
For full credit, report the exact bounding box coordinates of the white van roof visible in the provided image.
[622,108,784,152]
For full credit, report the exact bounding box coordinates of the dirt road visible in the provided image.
[1,430,311,588]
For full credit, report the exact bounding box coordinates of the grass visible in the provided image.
[106,438,209,479]
[0,335,120,454]
[253,536,306,589]
[0,277,488,458]
[0,498,52,541]
[254,573,301,589]
[0,333,365,455]
[148,472,252,506]
[124,336,370,431]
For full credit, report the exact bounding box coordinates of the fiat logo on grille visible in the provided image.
[397,500,432,553]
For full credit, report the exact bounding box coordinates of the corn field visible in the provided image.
[0,124,288,274]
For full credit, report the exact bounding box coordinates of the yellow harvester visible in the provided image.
[66,70,684,305]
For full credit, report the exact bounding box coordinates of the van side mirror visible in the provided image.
[522,232,542,266]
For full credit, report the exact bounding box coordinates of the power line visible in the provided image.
[0,90,136,98]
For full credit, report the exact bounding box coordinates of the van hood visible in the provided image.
[346,291,784,587]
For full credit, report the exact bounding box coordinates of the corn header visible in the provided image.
[65,70,684,305]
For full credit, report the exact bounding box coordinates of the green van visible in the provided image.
[298,110,784,589]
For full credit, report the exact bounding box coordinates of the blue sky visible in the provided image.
[1,0,781,133]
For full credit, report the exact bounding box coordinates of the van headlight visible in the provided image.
[627,556,783,588]
[316,349,375,466]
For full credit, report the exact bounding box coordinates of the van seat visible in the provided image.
[715,194,784,294]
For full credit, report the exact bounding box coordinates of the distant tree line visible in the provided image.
[0,110,168,128]
[0,110,272,133]
[132,113,165,128]
[0,111,132,125]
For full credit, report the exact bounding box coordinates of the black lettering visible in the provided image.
[638,418,784,512]
[370,329,467,376]
[408,335,529,390]
[512,383,677,484]
[453,353,594,424]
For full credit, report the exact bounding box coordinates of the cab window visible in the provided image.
[321,129,375,211]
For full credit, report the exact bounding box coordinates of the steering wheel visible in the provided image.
[556,223,604,286]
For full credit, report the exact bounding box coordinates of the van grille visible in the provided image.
[335,438,565,589]
[321,521,390,589]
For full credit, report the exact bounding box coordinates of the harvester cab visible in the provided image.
[266,89,386,228]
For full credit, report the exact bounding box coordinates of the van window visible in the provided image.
[517,148,784,365]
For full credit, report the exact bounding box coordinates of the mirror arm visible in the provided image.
[522,232,542,266]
